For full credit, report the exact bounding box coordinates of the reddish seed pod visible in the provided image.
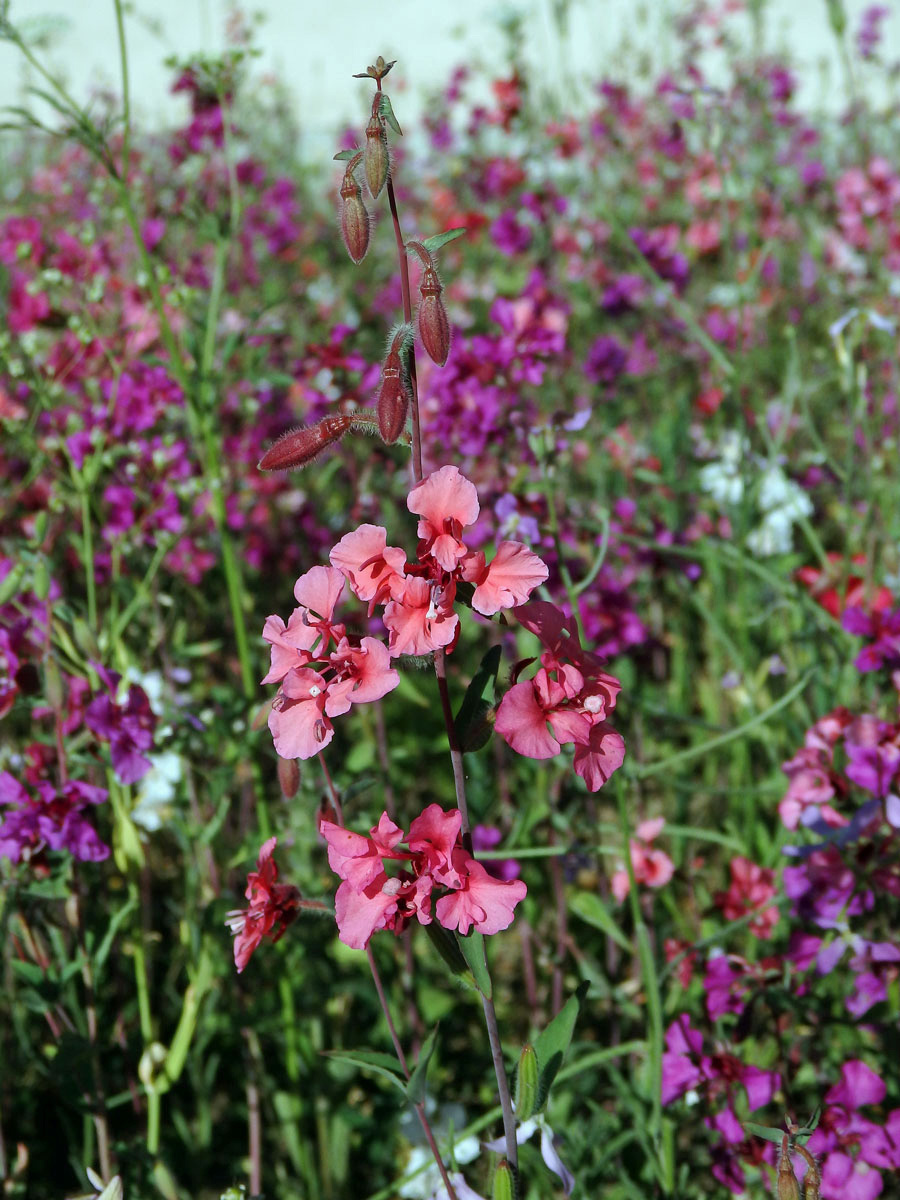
[339,171,370,264]
[258,415,352,471]
[277,755,300,799]
[417,266,451,366]
[364,113,389,199]
[376,326,412,444]
[776,1137,801,1200]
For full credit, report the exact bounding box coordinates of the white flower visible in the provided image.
[131,751,182,832]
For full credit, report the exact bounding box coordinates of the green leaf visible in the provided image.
[324,1050,407,1094]
[333,148,358,161]
[532,980,588,1111]
[569,892,632,953]
[379,93,402,136]
[743,1122,787,1145]
[422,227,467,254]
[454,644,501,752]
[456,931,492,999]
[406,1025,438,1106]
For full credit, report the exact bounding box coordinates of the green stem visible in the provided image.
[629,669,815,780]
[616,781,671,1193]
[80,486,98,630]
[112,0,131,179]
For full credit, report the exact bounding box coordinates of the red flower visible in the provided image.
[227,838,302,973]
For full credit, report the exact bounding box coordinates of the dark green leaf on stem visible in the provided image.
[454,644,501,751]
[457,930,493,998]
[324,1049,408,1094]
[406,1025,439,1106]
[532,979,588,1111]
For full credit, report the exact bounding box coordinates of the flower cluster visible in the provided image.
[495,600,625,791]
[319,805,527,949]
[0,768,109,865]
[262,465,548,758]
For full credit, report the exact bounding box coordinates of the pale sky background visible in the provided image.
[0,0,898,155]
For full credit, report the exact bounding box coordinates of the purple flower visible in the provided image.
[0,771,109,864]
[584,335,627,386]
[85,667,157,784]
[471,825,521,882]
[489,210,533,256]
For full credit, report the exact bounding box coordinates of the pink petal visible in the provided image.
[408,804,463,886]
[407,464,480,533]
[293,565,345,621]
[470,541,549,616]
[436,858,527,935]
[329,525,406,602]
[495,680,561,759]
[572,724,626,791]
[334,877,397,949]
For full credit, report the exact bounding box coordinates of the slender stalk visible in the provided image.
[366,948,458,1200]
[113,0,131,179]
[481,987,518,1172]
[379,79,424,484]
[433,649,470,842]
[80,486,98,630]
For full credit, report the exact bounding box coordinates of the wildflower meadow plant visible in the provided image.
[2,2,900,1197]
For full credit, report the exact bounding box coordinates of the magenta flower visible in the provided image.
[319,805,526,949]
[0,771,109,864]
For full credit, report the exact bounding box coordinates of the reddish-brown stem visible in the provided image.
[378,79,424,483]
[366,947,458,1200]
[432,649,471,847]
[318,756,344,826]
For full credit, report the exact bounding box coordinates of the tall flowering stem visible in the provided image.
[376,75,424,484]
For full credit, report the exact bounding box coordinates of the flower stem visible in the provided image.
[480,983,518,1173]
[366,947,458,1200]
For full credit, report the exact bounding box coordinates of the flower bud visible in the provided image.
[376,325,413,444]
[492,1160,517,1200]
[514,1043,539,1123]
[417,266,451,366]
[795,1145,820,1200]
[340,171,370,264]
[364,114,389,199]
[258,416,352,471]
[277,755,300,799]
[776,1137,801,1200]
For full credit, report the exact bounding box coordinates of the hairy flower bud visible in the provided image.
[340,169,370,264]
[277,755,300,799]
[376,325,413,444]
[795,1145,820,1200]
[776,1137,801,1200]
[364,113,389,199]
[258,416,352,471]
[417,265,451,366]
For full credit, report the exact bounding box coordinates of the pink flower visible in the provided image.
[495,601,625,791]
[611,818,674,902]
[329,524,407,606]
[715,856,779,938]
[383,575,459,657]
[460,540,549,616]
[227,838,302,973]
[435,850,528,935]
[268,667,334,759]
[319,806,527,949]
[407,464,480,571]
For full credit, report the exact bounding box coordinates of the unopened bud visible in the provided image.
[364,114,389,199]
[776,1137,801,1200]
[492,1160,517,1200]
[417,266,451,366]
[794,1145,820,1200]
[376,325,413,444]
[340,170,370,264]
[514,1043,539,1123]
[277,755,300,799]
[258,416,352,472]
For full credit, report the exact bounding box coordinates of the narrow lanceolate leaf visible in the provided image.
[406,1025,439,1106]
[323,1050,407,1094]
[422,227,467,254]
[379,93,403,136]
[454,644,501,749]
[569,891,632,953]
[532,980,588,1111]
[514,1043,539,1122]
[457,930,493,998]
[333,148,359,161]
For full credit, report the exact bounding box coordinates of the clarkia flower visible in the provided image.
[319,805,527,949]
[226,837,303,973]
